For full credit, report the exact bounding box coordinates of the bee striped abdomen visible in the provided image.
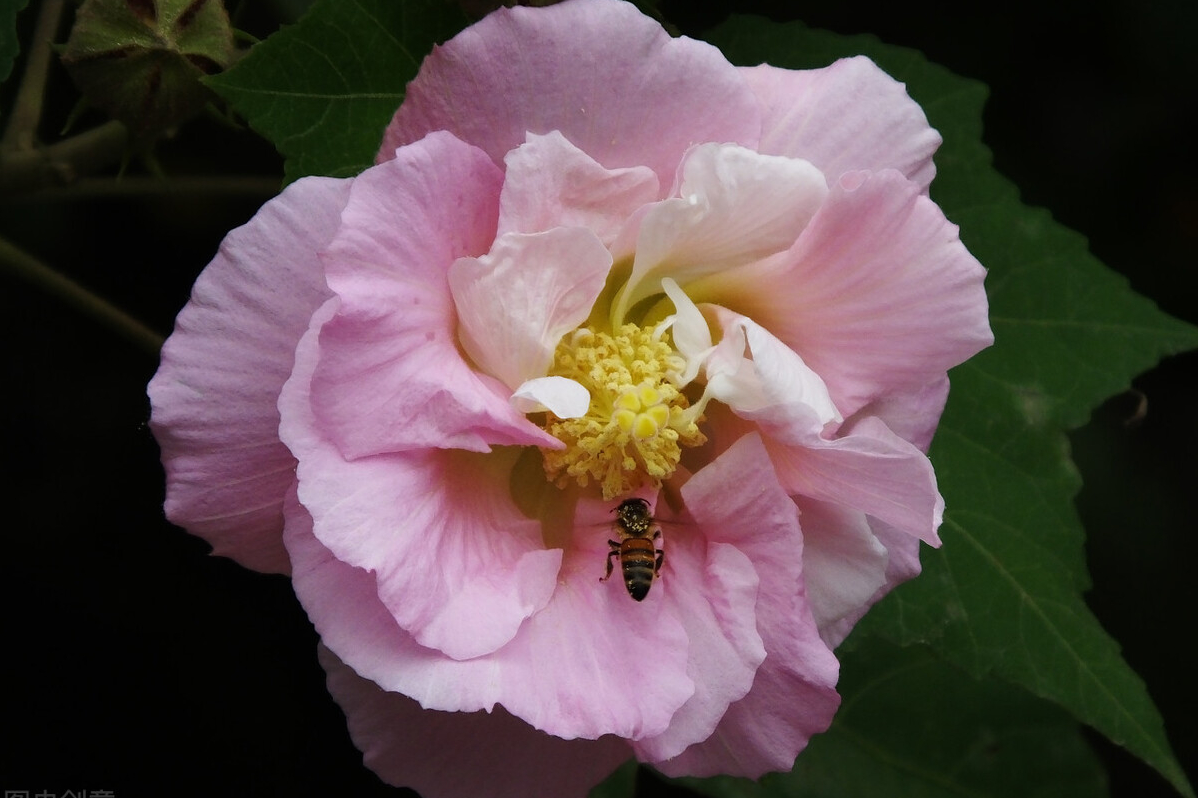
[620,538,659,601]
[603,498,665,601]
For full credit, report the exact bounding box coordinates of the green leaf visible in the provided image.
[705,15,1198,798]
[589,759,638,798]
[205,0,468,182]
[679,640,1107,798]
[1,0,32,85]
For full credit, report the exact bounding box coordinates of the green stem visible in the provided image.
[0,0,133,195]
[0,120,130,194]
[1,0,65,151]
[0,235,165,356]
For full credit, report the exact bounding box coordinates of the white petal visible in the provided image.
[450,229,611,390]
[704,306,842,429]
[614,144,828,322]
[661,278,713,385]
[797,499,889,637]
[511,376,590,418]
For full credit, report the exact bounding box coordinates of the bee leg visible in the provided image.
[601,541,619,582]
[654,548,664,578]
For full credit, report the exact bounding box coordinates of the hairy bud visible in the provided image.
[60,0,234,139]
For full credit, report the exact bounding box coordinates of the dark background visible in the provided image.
[2,0,1194,796]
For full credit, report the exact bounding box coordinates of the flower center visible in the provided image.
[538,323,706,499]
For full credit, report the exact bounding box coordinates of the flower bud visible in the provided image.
[60,0,234,140]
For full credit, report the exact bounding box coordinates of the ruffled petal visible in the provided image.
[615,144,827,321]
[284,489,695,741]
[656,433,840,778]
[869,515,924,587]
[319,646,632,798]
[629,532,765,762]
[817,516,923,649]
[793,498,888,639]
[476,527,695,740]
[851,376,950,453]
[689,307,942,544]
[694,169,992,419]
[741,56,942,191]
[378,0,761,189]
[311,131,555,457]
[660,278,714,386]
[498,131,660,245]
[658,603,840,778]
[148,176,350,574]
[703,305,841,430]
[450,229,611,390]
[768,415,944,546]
[282,302,560,661]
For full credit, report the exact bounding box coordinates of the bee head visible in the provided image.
[614,497,649,513]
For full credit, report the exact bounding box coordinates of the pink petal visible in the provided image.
[498,131,660,245]
[793,498,888,638]
[148,176,351,574]
[311,131,555,457]
[319,645,632,798]
[688,308,943,544]
[378,0,761,190]
[281,305,560,661]
[768,415,945,546]
[702,168,992,419]
[741,56,942,191]
[478,510,697,740]
[629,534,765,762]
[869,516,925,587]
[657,433,840,778]
[284,489,695,741]
[657,609,840,778]
[851,376,950,453]
[450,229,612,390]
[818,516,923,649]
[616,144,827,321]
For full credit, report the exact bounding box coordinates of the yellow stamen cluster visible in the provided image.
[539,324,706,499]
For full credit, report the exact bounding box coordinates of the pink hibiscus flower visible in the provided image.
[148,1,992,795]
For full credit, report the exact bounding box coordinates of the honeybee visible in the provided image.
[601,498,664,601]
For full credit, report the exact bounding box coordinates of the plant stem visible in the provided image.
[0,235,165,356]
[2,0,66,151]
[0,120,130,193]
[0,0,134,194]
